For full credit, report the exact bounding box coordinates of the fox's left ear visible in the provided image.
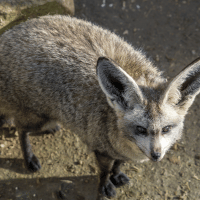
[161,57,200,114]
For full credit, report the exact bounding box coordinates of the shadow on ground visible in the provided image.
[0,174,98,200]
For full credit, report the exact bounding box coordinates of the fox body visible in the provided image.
[0,15,200,198]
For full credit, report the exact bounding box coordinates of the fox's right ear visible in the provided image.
[96,57,144,111]
[160,57,200,114]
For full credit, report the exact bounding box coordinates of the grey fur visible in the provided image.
[0,15,200,197]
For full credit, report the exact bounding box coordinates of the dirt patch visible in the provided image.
[1,0,200,199]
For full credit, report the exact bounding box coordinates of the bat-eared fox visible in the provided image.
[0,15,200,198]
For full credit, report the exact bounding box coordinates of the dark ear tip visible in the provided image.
[96,57,109,67]
[187,57,200,67]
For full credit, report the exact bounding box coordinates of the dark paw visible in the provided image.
[100,180,116,198]
[26,154,41,172]
[0,117,6,127]
[110,172,130,188]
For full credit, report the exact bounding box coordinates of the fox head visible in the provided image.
[96,57,200,162]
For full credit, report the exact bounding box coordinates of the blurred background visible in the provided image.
[0,0,200,199]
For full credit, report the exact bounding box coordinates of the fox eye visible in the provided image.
[136,126,147,136]
[162,125,172,133]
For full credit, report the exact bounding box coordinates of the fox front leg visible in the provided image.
[110,160,130,187]
[20,131,41,172]
[95,151,116,198]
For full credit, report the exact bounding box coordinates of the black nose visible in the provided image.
[151,152,161,161]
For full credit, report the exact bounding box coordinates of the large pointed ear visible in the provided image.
[96,57,144,111]
[160,57,200,113]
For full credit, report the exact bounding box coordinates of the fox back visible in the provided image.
[0,15,200,198]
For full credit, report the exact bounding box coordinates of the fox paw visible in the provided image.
[0,116,6,127]
[26,154,41,172]
[110,172,130,188]
[100,180,116,198]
